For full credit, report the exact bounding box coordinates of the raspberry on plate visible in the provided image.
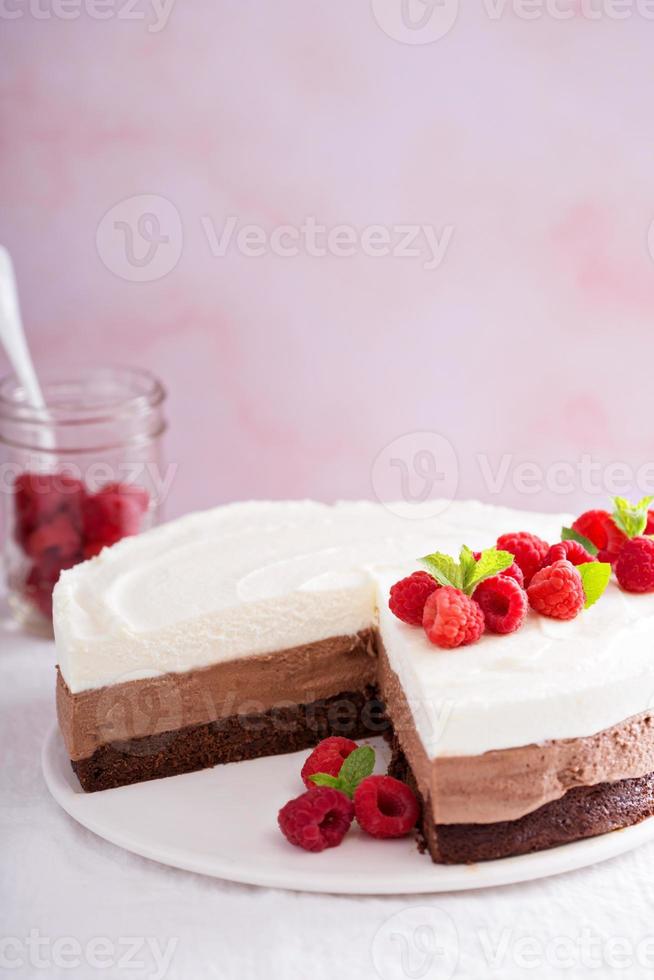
[473,575,528,634]
[353,775,420,838]
[527,559,585,620]
[647,511,654,535]
[422,586,485,649]
[496,532,549,586]
[278,787,354,852]
[615,537,654,593]
[541,540,594,569]
[301,736,358,790]
[389,571,438,626]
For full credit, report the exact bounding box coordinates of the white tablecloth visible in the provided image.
[3,599,654,980]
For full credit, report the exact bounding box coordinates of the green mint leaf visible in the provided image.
[561,526,599,557]
[422,545,514,595]
[612,496,654,539]
[459,544,477,586]
[338,745,375,795]
[308,773,341,790]
[578,561,611,609]
[420,553,462,589]
[463,547,514,595]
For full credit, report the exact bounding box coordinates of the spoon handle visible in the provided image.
[0,246,46,411]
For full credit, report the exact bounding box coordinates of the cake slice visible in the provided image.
[54,501,390,791]
[53,499,654,863]
[374,566,654,862]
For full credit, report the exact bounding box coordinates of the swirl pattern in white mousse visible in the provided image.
[53,499,654,758]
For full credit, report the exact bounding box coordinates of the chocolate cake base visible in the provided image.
[388,739,654,863]
[73,686,388,792]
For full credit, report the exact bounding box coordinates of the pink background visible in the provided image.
[2,2,653,520]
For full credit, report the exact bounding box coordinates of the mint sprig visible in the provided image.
[612,496,654,539]
[420,552,463,589]
[309,745,375,798]
[420,545,514,597]
[464,547,514,593]
[578,561,611,609]
[561,526,599,557]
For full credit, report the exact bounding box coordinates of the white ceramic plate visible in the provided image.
[42,727,654,894]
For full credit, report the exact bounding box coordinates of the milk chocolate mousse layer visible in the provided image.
[377,641,654,825]
[388,740,654,863]
[57,631,386,791]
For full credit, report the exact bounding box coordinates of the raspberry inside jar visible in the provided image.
[0,368,166,634]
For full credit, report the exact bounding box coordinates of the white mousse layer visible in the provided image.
[53,499,654,756]
[376,569,654,757]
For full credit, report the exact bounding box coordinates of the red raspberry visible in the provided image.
[615,537,654,593]
[278,787,354,852]
[496,532,549,586]
[527,559,585,620]
[473,551,524,587]
[500,563,524,588]
[541,540,594,569]
[23,553,79,619]
[573,509,627,565]
[99,481,150,509]
[473,575,528,634]
[301,736,357,789]
[83,540,105,560]
[422,586,485,649]
[25,512,81,563]
[388,571,438,626]
[572,509,612,550]
[598,521,628,565]
[353,775,420,838]
[14,472,86,545]
[646,511,654,535]
[83,482,150,551]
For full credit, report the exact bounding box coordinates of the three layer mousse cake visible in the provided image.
[53,500,654,863]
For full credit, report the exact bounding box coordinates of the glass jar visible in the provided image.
[0,366,167,635]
